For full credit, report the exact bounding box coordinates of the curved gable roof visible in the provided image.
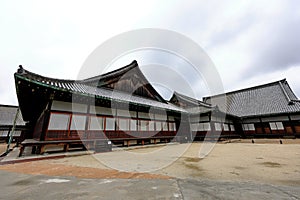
[83,60,166,103]
[15,62,184,121]
[169,91,212,108]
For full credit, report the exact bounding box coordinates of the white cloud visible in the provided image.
[1,0,300,105]
[0,0,158,105]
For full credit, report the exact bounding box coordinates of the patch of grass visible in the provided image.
[261,162,281,168]
[230,171,240,176]
[278,180,300,186]
[190,172,203,177]
[184,163,202,171]
[11,179,32,186]
[184,157,202,162]
[234,166,246,170]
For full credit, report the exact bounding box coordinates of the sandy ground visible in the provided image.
[1,139,300,186]
[161,142,300,186]
[0,143,8,155]
[0,143,16,155]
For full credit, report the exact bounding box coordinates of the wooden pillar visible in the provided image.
[84,104,90,139]
[40,100,53,141]
[63,144,69,152]
[259,117,265,135]
[31,146,37,154]
[288,115,296,135]
[40,145,45,154]
[19,146,25,157]
[93,140,96,150]
[67,114,72,139]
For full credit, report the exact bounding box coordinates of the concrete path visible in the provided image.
[0,171,299,200]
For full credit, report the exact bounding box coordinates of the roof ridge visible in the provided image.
[16,65,76,83]
[278,81,293,104]
[282,80,299,101]
[15,61,138,84]
[203,78,287,100]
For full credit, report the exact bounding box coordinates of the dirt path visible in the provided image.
[0,161,170,179]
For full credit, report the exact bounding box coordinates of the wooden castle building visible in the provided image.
[14,61,300,155]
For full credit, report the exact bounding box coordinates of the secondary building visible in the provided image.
[203,79,300,138]
[0,104,26,143]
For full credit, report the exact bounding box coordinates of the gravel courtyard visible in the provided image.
[1,139,300,186]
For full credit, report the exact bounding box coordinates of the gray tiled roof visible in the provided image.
[203,79,300,117]
[0,105,26,126]
[15,68,186,113]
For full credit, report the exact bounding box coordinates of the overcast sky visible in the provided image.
[1,0,300,105]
